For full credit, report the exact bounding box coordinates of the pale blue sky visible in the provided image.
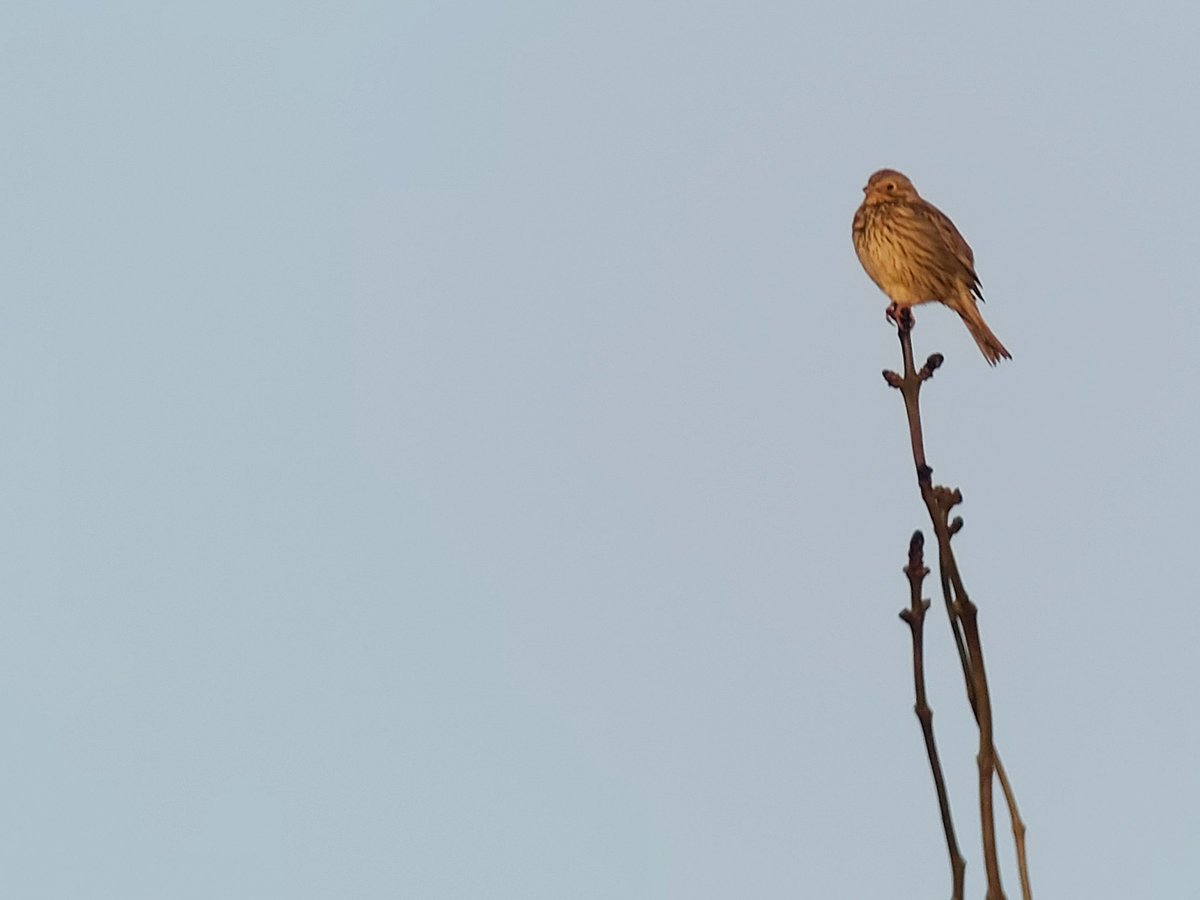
[0,2,1196,897]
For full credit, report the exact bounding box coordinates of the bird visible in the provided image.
[852,169,1011,365]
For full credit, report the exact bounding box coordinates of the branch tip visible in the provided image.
[904,531,931,585]
[919,353,945,381]
[931,486,962,510]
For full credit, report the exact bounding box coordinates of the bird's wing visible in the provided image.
[923,201,985,300]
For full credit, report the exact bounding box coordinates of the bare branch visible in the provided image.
[898,530,965,900]
[886,310,1032,900]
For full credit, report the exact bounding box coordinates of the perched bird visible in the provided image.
[852,169,1011,365]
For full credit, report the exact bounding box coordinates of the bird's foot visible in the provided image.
[886,303,914,333]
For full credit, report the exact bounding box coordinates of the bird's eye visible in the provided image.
[885,183,895,192]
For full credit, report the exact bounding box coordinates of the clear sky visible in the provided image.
[1,2,1196,898]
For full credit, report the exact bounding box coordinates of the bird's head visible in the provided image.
[862,169,919,205]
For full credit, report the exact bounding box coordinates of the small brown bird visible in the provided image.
[852,169,1011,365]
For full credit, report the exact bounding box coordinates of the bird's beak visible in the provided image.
[861,185,868,194]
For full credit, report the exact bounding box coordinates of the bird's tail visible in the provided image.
[957,302,1011,366]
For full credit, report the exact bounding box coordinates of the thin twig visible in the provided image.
[940,593,1033,900]
[883,308,1023,900]
[899,530,965,900]
[996,755,1032,900]
[926,520,1034,898]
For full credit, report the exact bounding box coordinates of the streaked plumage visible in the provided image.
[852,169,1011,365]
